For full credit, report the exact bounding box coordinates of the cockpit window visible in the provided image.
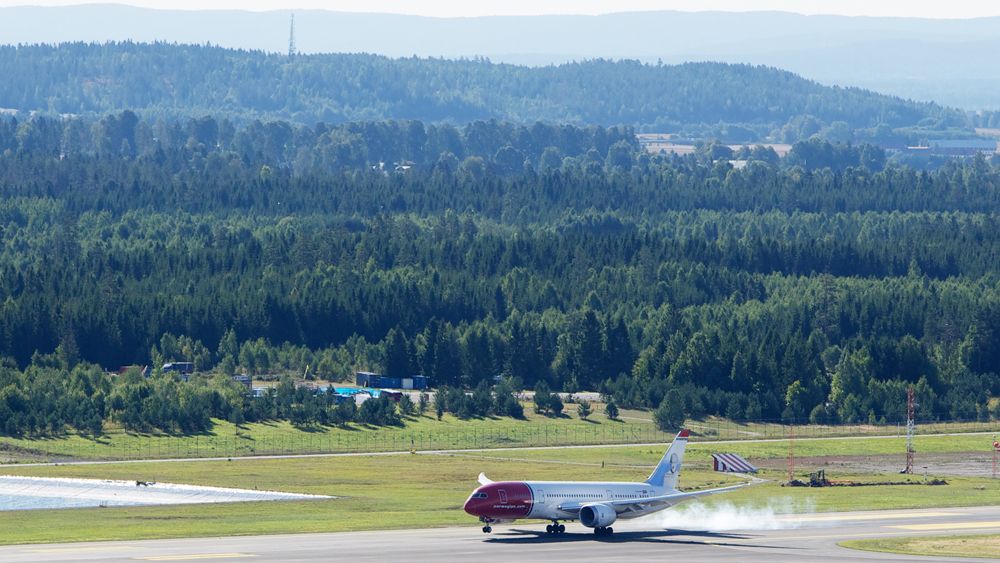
[472,492,488,499]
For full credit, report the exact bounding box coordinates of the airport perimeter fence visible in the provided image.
[84,416,1000,462]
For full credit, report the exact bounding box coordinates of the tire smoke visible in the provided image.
[637,499,818,531]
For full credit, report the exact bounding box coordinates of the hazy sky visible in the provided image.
[2,0,1000,18]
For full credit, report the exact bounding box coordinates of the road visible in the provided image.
[1,506,997,562]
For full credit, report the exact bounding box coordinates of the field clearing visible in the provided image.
[842,534,1000,559]
[466,433,1000,465]
[1,407,997,463]
[0,439,997,545]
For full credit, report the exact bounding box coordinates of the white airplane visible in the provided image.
[463,429,747,536]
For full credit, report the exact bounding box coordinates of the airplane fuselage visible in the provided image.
[464,480,671,522]
[463,429,742,536]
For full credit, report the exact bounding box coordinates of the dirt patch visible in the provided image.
[755,452,997,478]
[0,441,84,465]
[0,441,64,464]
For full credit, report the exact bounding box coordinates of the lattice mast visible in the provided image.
[787,422,795,483]
[904,386,915,474]
[993,435,998,480]
[288,13,297,57]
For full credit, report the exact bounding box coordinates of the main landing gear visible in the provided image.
[593,526,614,537]
[545,522,566,534]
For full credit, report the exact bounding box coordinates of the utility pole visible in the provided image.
[787,422,795,483]
[993,436,999,480]
[288,13,297,57]
[904,386,916,474]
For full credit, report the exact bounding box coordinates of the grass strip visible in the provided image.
[841,534,1000,559]
[0,443,997,545]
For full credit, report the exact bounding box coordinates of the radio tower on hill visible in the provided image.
[904,386,916,474]
[288,13,297,57]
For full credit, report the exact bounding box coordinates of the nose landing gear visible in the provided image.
[482,525,492,533]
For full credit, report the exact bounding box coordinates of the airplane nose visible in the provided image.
[464,496,479,516]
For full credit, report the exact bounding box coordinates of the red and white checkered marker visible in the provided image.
[712,452,758,473]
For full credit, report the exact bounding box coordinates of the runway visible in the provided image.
[0,505,997,562]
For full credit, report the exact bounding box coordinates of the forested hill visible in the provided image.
[1,111,999,437]
[3,6,1000,109]
[0,43,962,137]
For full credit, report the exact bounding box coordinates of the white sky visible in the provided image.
[1,0,1000,18]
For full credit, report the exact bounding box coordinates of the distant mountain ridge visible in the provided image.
[1,5,999,109]
[0,42,961,139]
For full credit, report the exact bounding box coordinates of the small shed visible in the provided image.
[355,371,427,390]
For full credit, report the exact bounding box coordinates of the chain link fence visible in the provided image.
[89,416,1000,461]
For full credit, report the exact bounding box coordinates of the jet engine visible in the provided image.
[579,503,617,528]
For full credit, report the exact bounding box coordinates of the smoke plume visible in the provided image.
[638,498,819,532]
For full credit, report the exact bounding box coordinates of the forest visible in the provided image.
[0,42,969,142]
[0,111,998,436]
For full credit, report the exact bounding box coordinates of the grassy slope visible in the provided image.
[0,410,668,461]
[2,409,997,462]
[0,440,998,545]
[841,535,1000,559]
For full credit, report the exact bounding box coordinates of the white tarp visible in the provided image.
[0,475,329,511]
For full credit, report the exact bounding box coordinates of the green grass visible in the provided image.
[0,409,668,462]
[482,433,1000,463]
[0,450,731,545]
[0,441,998,545]
[842,535,1000,559]
[2,408,997,463]
[695,433,999,459]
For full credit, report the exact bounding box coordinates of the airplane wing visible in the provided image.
[555,482,751,516]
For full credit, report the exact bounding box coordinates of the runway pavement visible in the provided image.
[0,505,997,562]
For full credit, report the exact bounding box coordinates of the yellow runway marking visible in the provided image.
[28,547,135,553]
[135,554,255,561]
[779,511,957,523]
[892,521,1000,531]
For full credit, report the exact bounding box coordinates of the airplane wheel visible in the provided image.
[557,524,565,533]
[607,527,613,535]
[545,524,553,534]
[483,526,492,533]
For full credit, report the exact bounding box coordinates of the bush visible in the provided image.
[471,381,493,417]
[654,389,685,432]
[577,401,592,419]
[534,381,553,414]
[357,396,401,426]
[604,400,619,420]
[398,394,415,416]
[549,393,564,416]
[493,381,525,419]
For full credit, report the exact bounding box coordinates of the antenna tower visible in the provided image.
[904,386,916,474]
[787,422,795,483]
[288,13,297,57]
